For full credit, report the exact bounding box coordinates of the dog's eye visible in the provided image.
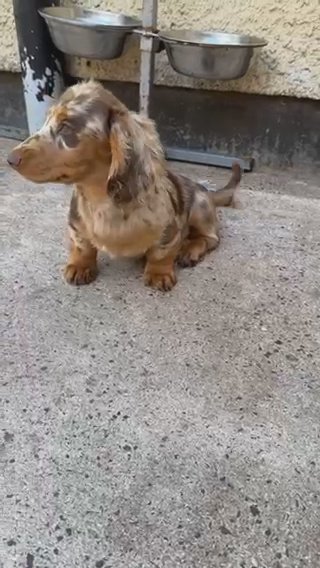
[57,123,79,148]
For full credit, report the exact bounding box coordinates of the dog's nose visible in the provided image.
[7,150,22,168]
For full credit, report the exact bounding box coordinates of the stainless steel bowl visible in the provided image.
[39,7,141,60]
[159,30,267,80]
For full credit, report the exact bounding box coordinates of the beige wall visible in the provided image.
[1,0,319,100]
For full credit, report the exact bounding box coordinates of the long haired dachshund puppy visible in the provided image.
[8,81,241,291]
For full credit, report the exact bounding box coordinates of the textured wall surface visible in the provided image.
[0,0,319,99]
[0,0,19,72]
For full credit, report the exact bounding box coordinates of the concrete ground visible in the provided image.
[1,136,320,568]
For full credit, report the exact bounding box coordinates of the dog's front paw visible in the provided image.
[144,269,177,292]
[63,264,97,286]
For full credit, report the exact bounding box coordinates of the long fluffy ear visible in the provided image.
[106,110,146,203]
[108,110,130,180]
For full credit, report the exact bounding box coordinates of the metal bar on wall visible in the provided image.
[165,147,255,172]
[139,0,158,116]
[12,0,65,135]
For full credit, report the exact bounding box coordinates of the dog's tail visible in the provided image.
[210,162,241,207]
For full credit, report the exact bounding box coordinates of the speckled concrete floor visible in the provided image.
[1,137,320,568]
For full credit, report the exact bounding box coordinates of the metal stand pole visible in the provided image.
[139,0,158,116]
[12,0,65,135]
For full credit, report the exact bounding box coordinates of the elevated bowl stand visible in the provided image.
[138,0,254,171]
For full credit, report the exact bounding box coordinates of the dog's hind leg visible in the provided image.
[178,162,241,268]
[178,232,219,268]
[178,198,220,268]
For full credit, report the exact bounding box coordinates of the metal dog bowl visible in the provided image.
[39,7,141,60]
[158,30,267,80]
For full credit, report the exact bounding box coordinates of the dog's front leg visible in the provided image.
[63,231,98,286]
[63,192,98,286]
[144,240,180,292]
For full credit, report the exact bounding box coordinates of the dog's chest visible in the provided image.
[83,200,162,258]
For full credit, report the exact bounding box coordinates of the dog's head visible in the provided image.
[7,81,133,185]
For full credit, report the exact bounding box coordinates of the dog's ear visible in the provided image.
[84,94,129,179]
[107,108,130,181]
[106,109,141,203]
